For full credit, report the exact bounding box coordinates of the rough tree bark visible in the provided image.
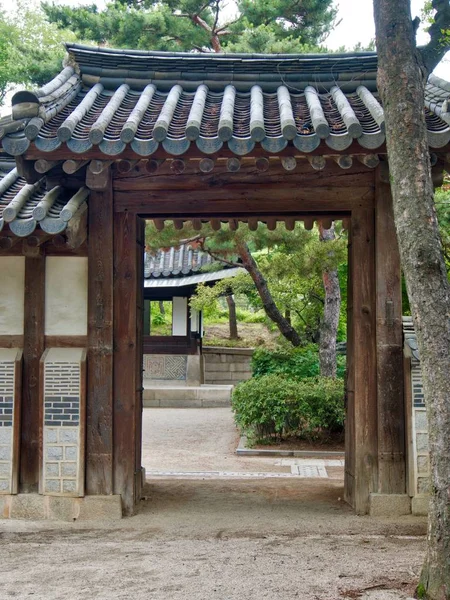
[236,241,302,346]
[318,223,341,378]
[226,294,239,340]
[374,1,450,598]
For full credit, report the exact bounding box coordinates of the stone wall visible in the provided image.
[0,349,21,495]
[41,348,86,497]
[403,317,430,515]
[203,347,253,385]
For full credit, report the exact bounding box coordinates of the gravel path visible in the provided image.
[0,409,426,599]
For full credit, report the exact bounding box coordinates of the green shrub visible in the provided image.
[231,374,345,442]
[151,312,166,326]
[251,344,346,380]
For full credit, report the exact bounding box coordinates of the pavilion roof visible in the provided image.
[145,244,217,278]
[1,44,450,158]
[0,168,88,237]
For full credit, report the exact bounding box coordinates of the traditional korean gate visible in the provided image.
[2,44,445,517]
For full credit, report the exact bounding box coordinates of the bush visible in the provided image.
[251,344,346,380]
[232,374,345,442]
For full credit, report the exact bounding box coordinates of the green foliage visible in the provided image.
[251,345,346,380]
[0,1,76,102]
[231,374,345,441]
[43,0,336,53]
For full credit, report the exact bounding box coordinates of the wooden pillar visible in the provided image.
[135,217,145,504]
[349,208,378,514]
[344,230,355,507]
[113,211,139,515]
[375,169,406,494]
[86,179,114,495]
[20,252,45,491]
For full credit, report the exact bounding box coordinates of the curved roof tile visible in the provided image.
[144,244,215,279]
[2,45,450,157]
[0,169,89,237]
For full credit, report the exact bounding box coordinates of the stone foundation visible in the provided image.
[203,347,253,385]
[0,494,122,521]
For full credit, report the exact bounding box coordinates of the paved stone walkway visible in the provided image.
[141,407,344,480]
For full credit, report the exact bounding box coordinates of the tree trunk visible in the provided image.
[319,224,341,378]
[226,294,239,340]
[374,2,450,597]
[158,300,165,316]
[236,241,302,346]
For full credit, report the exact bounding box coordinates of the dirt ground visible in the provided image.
[0,408,426,600]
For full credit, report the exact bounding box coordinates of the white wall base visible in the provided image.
[0,494,123,521]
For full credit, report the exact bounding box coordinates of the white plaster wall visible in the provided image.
[172,297,188,336]
[45,257,88,336]
[0,257,25,335]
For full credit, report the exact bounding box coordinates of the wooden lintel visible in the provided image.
[114,186,374,215]
[44,335,88,348]
[0,335,24,348]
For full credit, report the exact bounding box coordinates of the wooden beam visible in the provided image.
[86,160,113,190]
[114,186,374,214]
[333,155,353,169]
[35,159,62,174]
[281,156,297,171]
[66,203,88,250]
[113,211,139,515]
[24,138,394,162]
[227,157,241,172]
[86,173,114,496]
[44,335,88,348]
[20,252,45,492]
[350,207,377,514]
[63,159,89,174]
[170,159,185,174]
[375,167,405,495]
[0,335,24,348]
[113,166,375,192]
[199,158,215,173]
[15,156,41,184]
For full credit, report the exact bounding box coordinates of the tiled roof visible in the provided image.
[0,169,89,237]
[144,244,215,278]
[144,266,245,289]
[2,44,450,158]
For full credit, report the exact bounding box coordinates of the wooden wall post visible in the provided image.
[375,168,406,494]
[20,253,45,491]
[113,211,140,515]
[86,178,114,495]
[349,208,378,514]
[344,229,355,507]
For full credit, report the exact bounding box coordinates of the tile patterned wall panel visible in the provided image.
[410,358,430,497]
[143,355,187,380]
[0,349,22,494]
[41,348,86,497]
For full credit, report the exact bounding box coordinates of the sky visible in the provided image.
[3,0,448,77]
[1,0,449,81]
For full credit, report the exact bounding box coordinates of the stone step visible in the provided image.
[143,384,233,408]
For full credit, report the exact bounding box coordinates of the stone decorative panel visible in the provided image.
[143,355,187,380]
[0,349,22,494]
[410,357,430,497]
[41,348,86,497]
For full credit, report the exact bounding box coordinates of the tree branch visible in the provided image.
[420,0,450,73]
